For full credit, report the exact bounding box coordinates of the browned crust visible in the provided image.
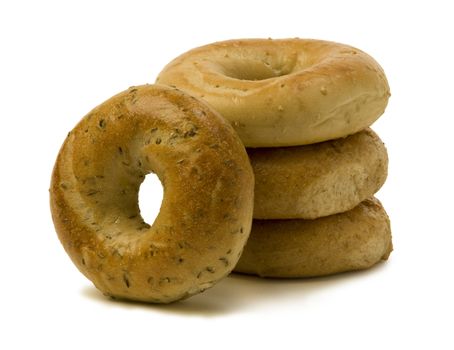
[250,128,388,219]
[234,197,392,278]
[157,38,390,147]
[50,84,254,303]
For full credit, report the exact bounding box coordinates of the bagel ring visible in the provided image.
[235,198,392,278]
[50,84,254,303]
[250,128,388,219]
[157,38,390,147]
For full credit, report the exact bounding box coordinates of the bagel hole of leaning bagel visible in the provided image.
[138,173,164,227]
[221,59,292,81]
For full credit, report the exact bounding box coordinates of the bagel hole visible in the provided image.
[221,59,292,81]
[138,173,164,227]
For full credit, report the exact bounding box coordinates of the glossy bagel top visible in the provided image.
[157,38,390,147]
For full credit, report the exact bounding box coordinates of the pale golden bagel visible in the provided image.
[250,128,388,219]
[156,38,390,147]
[50,84,254,303]
[234,198,392,278]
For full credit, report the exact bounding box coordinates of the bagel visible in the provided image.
[234,198,392,278]
[50,84,254,303]
[156,38,390,147]
[250,128,388,219]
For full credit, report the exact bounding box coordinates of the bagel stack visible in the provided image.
[157,38,393,278]
[237,133,392,277]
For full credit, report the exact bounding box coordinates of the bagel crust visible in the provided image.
[157,38,390,147]
[250,128,388,219]
[234,198,392,278]
[50,85,254,303]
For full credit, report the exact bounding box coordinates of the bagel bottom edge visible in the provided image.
[234,197,392,278]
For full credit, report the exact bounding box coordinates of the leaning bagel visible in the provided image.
[234,198,392,278]
[250,128,388,219]
[157,38,390,147]
[50,84,254,303]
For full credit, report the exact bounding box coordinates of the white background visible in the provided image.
[1,0,453,349]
